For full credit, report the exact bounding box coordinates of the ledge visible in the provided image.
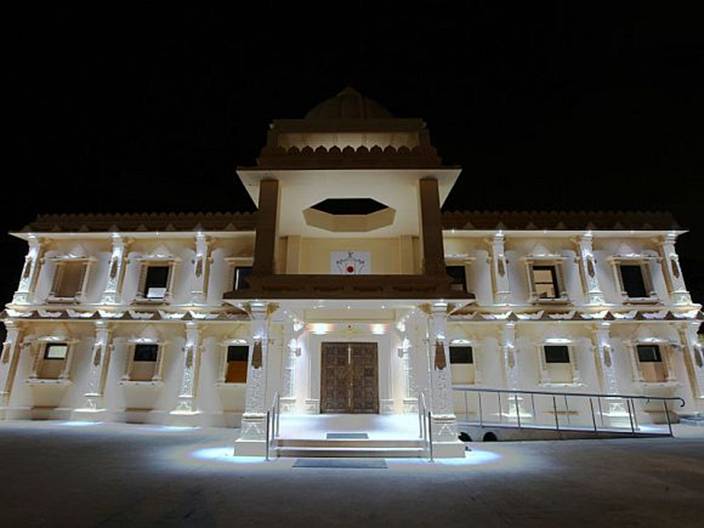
[224,274,477,301]
[26,378,71,387]
[119,380,164,389]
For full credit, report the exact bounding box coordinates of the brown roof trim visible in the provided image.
[441,210,680,231]
[21,212,257,233]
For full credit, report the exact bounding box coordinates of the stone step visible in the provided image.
[274,438,424,449]
[274,446,427,458]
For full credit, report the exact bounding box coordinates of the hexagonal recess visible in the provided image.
[304,198,396,232]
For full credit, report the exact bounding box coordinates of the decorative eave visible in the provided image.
[0,307,249,322]
[254,144,444,169]
[448,308,704,322]
[17,212,257,235]
[441,210,681,232]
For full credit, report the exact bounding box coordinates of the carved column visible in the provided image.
[659,234,692,305]
[190,233,211,305]
[235,301,271,455]
[0,321,24,414]
[12,236,45,305]
[427,302,464,457]
[500,322,518,389]
[418,178,446,275]
[678,322,704,406]
[592,323,619,394]
[489,233,511,304]
[171,322,202,418]
[279,325,298,413]
[575,234,605,305]
[74,322,112,417]
[100,234,130,305]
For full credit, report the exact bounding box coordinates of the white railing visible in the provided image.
[418,392,433,462]
[265,392,280,461]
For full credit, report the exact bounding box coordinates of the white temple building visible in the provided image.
[1,87,702,458]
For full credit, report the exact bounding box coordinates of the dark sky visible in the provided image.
[4,4,703,305]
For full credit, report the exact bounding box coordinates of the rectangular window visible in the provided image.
[637,344,662,363]
[446,266,468,293]
[143,266,170,299]
[532,265,560,299]
[234,266,252,291]
[449,346,473,364]
[52,262,87,299]
[226,345,249,383]
[44,343,68,360]
[134,343,159,362]
[619,264,648,298]
[544,345,570,364]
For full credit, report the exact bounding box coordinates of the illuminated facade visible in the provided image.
[1,88,702,457]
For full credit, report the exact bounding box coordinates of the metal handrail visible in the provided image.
[452,386,685,437]
[418,392,433,462]
[265,392,280,461]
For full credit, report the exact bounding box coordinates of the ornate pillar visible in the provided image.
[190,232,211,305]
[73,322,112,419]
[235,301,271,455]
[488,233,511,304]
[500,322,518,389]
[100,234,130,304]
[659,233,692,305]
[575,233,605,305]
[170,322,202,420]
[279,325,298,413]
[592,323,618,393]
[427,302,465,457]
[0,321,24,416]
[678,322,704,408]
[12,235,45,305]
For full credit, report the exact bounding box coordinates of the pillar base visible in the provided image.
[71,408,109,422]
[233,438,267,456]
[168,409,202,427]
[431,440,467,458]
[279,397,296,413]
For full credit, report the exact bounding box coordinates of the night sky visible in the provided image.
[4,4,703,307]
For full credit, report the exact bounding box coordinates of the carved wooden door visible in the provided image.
[320,342,379,414]
[320,343,351,413]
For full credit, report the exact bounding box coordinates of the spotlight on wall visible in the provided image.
[371,324,385,335]
[310,323,330,335]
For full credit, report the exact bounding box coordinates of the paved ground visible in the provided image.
[0,421,703,527]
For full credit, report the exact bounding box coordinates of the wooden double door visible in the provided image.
[320,342,379,414]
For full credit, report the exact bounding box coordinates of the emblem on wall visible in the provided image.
[331,251,371,275]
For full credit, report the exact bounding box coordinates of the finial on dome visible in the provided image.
[305,87,393,120]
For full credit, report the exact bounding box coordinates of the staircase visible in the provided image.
[272,437,426,458]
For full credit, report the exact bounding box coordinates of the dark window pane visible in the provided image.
[449,346,473,364]
[619,265,648,298]
[544,345,570,363]
[637,344,662,363]
[234,266,252,291]
[227,345,249,363]
[533,265,559,299]
[446,265,467,292]
[144,266,169,298]
[134,344,159,362]
[44,343,68,360]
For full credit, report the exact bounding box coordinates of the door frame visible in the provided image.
[320,341,380,414]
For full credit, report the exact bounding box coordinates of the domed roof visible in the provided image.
[305,87,393,120]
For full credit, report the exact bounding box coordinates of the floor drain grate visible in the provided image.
[293,458,387,469]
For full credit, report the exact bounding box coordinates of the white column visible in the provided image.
[235,302,271,455]
[659,233,692,305]
[427,302,464,457]
[500,322,518,389]
[73,322,112,418]
[190,232,211,305]
[489,233,511,304]
[592,322,619,393]
[678,323,704,407]
[280,325,298,413]
[0,321,24,415]
[170,322,202,420]
[575,233,605,305]
[12,236,45,305]
[100,234,130,305]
